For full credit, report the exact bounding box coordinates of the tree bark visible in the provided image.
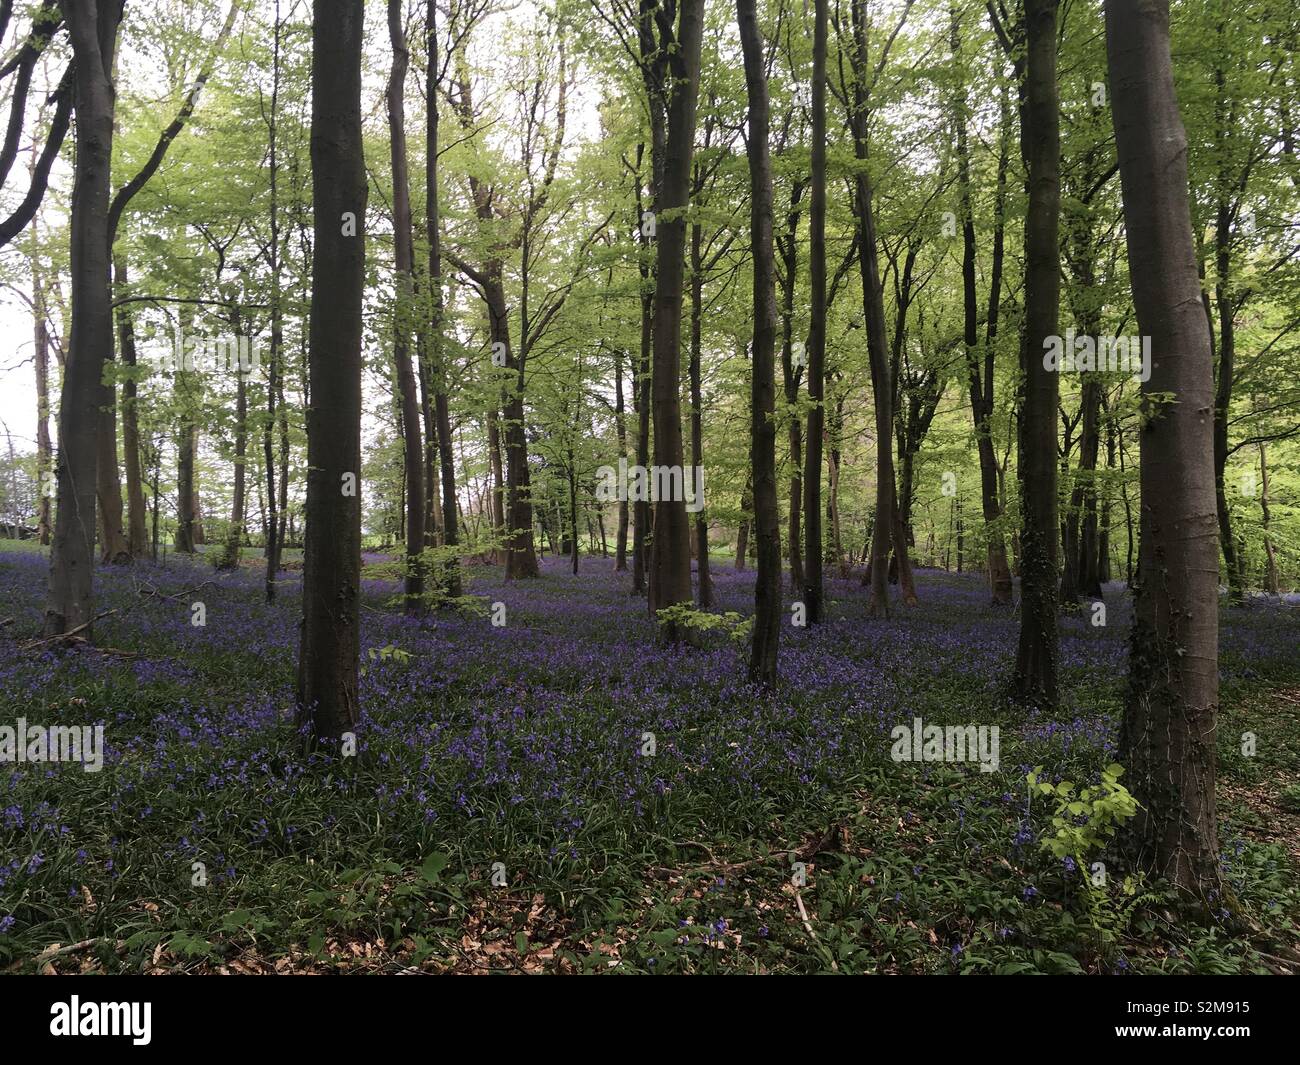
[32,237,52,546]
[219,345,247,570]
[646,0,704,634]
[387,0,425,613]
[802,0,828,624]
[738,0,780,686]
[1258,440,1279,595]
[1107,0,1223,903]
[735,475,751,571]
[847,0,896,618]
[953,20,1013,603]
[113,257,148,557]
[45,0,119,636]
[426,0,460,599]
[262,0,283,601]
[689,219,713,608]
[297,0,367,744]
[1012,0,1061,707]
[614,346,630,571]
[778,179,805,594]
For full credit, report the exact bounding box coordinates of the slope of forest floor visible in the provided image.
[1,543,1297,974]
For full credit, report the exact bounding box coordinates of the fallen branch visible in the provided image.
[648,823,839,881]
[19,608,118,651]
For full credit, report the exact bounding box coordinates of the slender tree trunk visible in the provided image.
[802,0,828,624]
[263,3,283,601]
[1212,207,1243,604]
[387,0,425,613]
[220,360,247,569]
[32,246,52,546]
[848,0,895,618]
[953,25,1012,603]
[568,444,579,574]
[496,267,538,579]
[614,346,630,571]
[689,220,712,608]
[735,475,751,571]
[1013,0,1061,707]
[1108,0,1222,903]
[95,296,128,563]
[1256,441,1279,595]
[1072,377,1103,599]
[426,0,460,599]
[632,273,652,593]
[631,139,655,596]
[1098,390,1115,583]
[738,0,780,685]
[175,419,197,553]
[113,257,147,557]
[828,432,847,580]
[779,180,805,594]
[647,0,704,634]
[487,408,505,557]
[297,0,367,744]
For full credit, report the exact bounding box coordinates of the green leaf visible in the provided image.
[421,851,449,882]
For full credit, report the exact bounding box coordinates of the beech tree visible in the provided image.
[996,0,1061,707]
[645,0,704,635]
[43,0,120,636]
[1107,0,1222,902]
[297,0,367,743]
[737,0,779,686]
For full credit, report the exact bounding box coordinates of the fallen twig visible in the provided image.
[19,609,118,651]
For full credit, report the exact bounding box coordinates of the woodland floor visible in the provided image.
[1,541,1298,974]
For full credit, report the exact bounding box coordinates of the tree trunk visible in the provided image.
[802,0,828,624]
[486,408,505,558]
[1107,0,1222,903]
[647,0,704,634]
[1013,0,1061,707]
[848,0,895,618]
[1258,441,1279,595]
[953,25,1012,603]
[45,0,119,635]
[631,138,656,596]
[1212,202,1243,604]
[96,276,128,561]
[568,444,579,574]
[778,180,805,594]
[387,0,425,613]
[632,271,652,593]
[113,257,148,557]
[427,0,460,599]
[297,0,367,744]
[614,346,630,571]
[735,475,751,571]
[1070,377,1103,599]
[689,220,713,608]
[738,0,780,686]
[32,245,52,546]
[1098,390,1115,583]
[263,3,283,602]
[220,359,247,569]
[175,419,197,553]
